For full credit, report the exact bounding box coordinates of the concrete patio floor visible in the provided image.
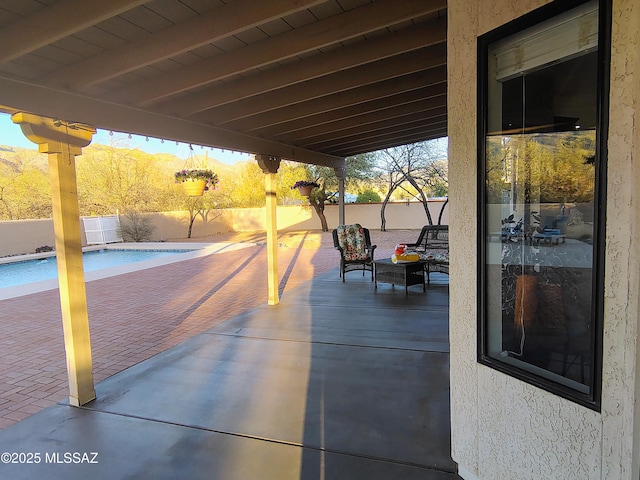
[0,230,343,429]
[0,229,459,479]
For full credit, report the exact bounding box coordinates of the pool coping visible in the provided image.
[0,242,257,300]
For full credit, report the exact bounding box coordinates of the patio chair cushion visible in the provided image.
[336,224,370,261]
[420,251,449,264]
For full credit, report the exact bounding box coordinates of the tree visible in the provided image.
[181,193,220,238]
[538,133,595,203]
[356,189,381,203]
[301,153,376,231]
[0,148,51,220]
[276,162,309,204]
[485,131,597,237]
[76,145,175,215]
[486,132,596,204]
[426,159,449,197]
[222,161,266,208]
[374,140,448,231]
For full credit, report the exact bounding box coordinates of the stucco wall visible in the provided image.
[0,218,58,257]
[122,200,449,240]
[448,1,640,479]
[0,200,449,256]
[605,1,640,477]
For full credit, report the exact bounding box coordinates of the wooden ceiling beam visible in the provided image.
[302,115,448,154]
[44,0,326,89]
[0,75,343,167]
[205,45,446,125]
[157,16,446,115]
[295,108,448,148]
[219,66,447,132]
[336,130,448,157]
[307,117,448,150]
[279,98,447,144]
[327,121,448,151]
[336,132,448,157]
[329,124,448,156]
[253,83,447,138]
[0,0,146,64]
[0,0,450,159]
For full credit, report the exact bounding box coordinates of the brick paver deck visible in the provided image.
[0,229,423,429]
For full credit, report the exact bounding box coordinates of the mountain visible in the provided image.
[0,144,48,171]
[0,142,245,177]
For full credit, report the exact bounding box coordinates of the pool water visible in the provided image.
[0,249,193,289]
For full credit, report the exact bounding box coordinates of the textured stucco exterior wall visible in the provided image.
[448,0,640,479]
[605,1,640,477]
[0,218,57,257]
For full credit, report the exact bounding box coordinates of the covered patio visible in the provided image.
[0,0,449,413]
[4,1,638,478]
[0,2,457,475]
[0,236,456,479]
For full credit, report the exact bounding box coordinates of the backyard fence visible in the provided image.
[0,200,449,257]
[82,215,123,245]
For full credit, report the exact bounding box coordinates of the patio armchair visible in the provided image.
[404,225,449,283]
[405,225,449,252]
[332,224,377,282]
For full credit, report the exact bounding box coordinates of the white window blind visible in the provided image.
[491,1,598,81]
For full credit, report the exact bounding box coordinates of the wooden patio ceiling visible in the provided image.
[0,0,447,167]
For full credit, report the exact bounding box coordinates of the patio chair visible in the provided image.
[404,225,449,283]
[405,225,448,252]
[332,224,377,282]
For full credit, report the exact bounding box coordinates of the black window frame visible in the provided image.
[477,0,611,411]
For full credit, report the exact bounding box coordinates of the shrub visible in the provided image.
[118,212,155,242]
[356,190,381,203]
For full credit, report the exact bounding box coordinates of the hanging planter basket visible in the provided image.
[182,178,207,196]
[174,145,219,198]
[291,180,319,197]
[296,185,314,197]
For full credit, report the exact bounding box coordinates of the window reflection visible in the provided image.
[479,0,604,404]
[485,131,596,391]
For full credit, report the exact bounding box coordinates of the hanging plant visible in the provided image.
[174,144,219,196]
[174,169,219,196]
[291,180,319,197]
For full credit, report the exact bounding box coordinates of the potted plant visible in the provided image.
[291,180,319,197]
[174,169,219,196]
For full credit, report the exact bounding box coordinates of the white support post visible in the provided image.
[12,113,96,406]
[334,165,347,226]
[256,155,281,305]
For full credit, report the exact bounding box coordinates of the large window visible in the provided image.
[478,0,609,409]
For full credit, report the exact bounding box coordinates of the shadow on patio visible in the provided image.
[0,266,459,479]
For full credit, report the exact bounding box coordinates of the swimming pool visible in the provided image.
[0,242,253,300]
[0,248,194,289]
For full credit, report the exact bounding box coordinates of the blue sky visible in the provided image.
[0,113,253,165]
